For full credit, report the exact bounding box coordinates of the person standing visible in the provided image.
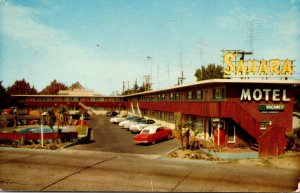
[13,108,18,128]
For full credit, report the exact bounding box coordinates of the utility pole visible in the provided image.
[177,53,185,85]
[127,81,130,95]
[178,71,185,85]
[143,75,151,91]
[122,81,125,94]
[146,56,153,90]
[198,40,207,81]
[122,81,129,95]
[157,64,160,89]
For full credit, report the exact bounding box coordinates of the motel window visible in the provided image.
[212,87,225,100]
[157,112,161,119]
[194,117,204,133]
[153,111,158,118]
[151,95,155,101]
[161,112,165,120]
[169,113,174,123]
[187,91,193,100]
[195,90,203,100]
[186,116,204,133]
[170,93,174,101]
[175,93,180,101]
[161,94,165,101]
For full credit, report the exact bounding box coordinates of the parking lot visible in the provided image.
[68,115,179,155]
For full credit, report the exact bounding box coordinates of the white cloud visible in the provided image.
[0,3,87,56]
[0,2,106,92]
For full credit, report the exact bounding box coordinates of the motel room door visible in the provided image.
[211,119,225,146]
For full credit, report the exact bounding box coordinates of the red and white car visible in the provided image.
[133,126,173,145]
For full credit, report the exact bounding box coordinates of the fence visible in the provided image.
[0,132,78,144]
[259,126,286,157]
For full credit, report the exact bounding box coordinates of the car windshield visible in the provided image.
[138,120,146,124]
[147,120,155,124]
[141,129,150,133]
[132,118,142,122]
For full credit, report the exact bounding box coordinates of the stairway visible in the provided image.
[79,102,96,115]
[221,102,260,141]
[250,141,259,151]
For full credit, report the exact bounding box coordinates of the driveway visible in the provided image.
[68,115,179,155]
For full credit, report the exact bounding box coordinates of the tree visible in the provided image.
[55,105,68,129]
[45,108,57,143]
[194,64,224,81]
[69,81,84,90]
[40,80,68,95]
[174,112,185,149]
[0,81,12,109]
[7,79,37,95]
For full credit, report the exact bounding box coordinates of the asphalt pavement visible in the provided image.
[68,115,180,155]
[0,147,299,192]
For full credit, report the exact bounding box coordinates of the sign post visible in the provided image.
[41,115,44,147]
[41,112,47,147]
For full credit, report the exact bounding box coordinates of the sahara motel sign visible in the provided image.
[223,52,294,78]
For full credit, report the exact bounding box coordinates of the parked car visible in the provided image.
[119,116,139,127]
[123,117,146,130]
[133,126,173,145]
[83,113,91,120]
[110,115,128,124]
[129,119,159,133]
[106,111,118,117]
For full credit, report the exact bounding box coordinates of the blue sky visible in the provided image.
[0,0,299,95]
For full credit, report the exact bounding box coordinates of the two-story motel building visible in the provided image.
[13,78,300,156]
[12,51,300,156]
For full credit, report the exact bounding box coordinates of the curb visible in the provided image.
[60,141,79,149]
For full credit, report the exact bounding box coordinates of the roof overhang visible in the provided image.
[125,79,300,97]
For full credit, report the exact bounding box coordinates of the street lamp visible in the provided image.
[41,112,48,147]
